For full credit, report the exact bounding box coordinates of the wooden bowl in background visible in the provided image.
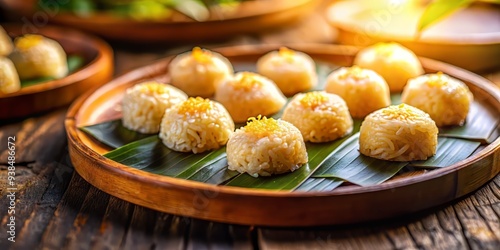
[0,0,321,43]
[0,24,113,120]
[327,1,500,72]
[65,44,500,226]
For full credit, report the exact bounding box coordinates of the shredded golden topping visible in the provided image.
[136,82,169,94]
[177,97,212,115]
[191,47,212,63]
[233,72,262,91]
[15,34,43,50]
[338,66,369,81]
[426,72,448,87]
[299,92,328,110]
[373,42,396,57]
[244,115,284,137]
[278,47,295,62]
[380,103,424,121]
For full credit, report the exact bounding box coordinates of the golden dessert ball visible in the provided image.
[9,34,68,80]
[227,116,308,177]
[282,91,353,142]
[159,97,234,154]
[401,72,473,127]
[0,57,21,94]
[359,104,438,162]
[169,47,233,97]
[257,47,317,96]
[122,81,188,134]
[215,71,287,123]
[325,66,391,118]
[0,26,13,56]
[354,42,424,92]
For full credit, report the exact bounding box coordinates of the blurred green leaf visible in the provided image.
[418,0,474,32]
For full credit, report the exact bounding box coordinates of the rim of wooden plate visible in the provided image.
[65,44,500,226]
[0,24,114,119]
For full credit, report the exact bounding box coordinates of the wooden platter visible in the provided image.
[0,24,113,120]
[65,44,500,226]
[326,1,500,72]
[1,0,320,43]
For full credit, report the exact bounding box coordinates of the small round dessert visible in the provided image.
[159,97,234,154]
[257,47,317,96]
[0,57,20,94]
[214,71,287,123]
[9,34,68,80]
[325,66,391,118]
[354,42,424,92]
[122,81,188,134]
[282,91,353,143]
[0,26,13,56]
[169,47,233,97]
[401,72,473,127]
[227,116,308,177]
[359,104,438,162]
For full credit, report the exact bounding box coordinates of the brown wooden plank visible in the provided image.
[452,178,500,250]
[10,156,73,250]
[151,215,188,250]
[0,109,67,165]
[38,173,91,249]
[184,219,254,250]
[121,206,159,250]
[258,226,395,250]
[382,226,418,249]
[0,164,54,249]
[229,225,255,250]
[258,176,500,250]
[406,208,467,249]
[64,186,111,250]
[90,197,134,250]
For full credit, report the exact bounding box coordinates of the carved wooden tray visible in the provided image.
[65,44,500,226]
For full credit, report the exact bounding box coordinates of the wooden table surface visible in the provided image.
[1,7,500,250]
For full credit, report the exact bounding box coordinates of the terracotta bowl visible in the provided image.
[327,1,500,72]
[66,44,500,226]
[0,24,113,120]
[1,0,320,43]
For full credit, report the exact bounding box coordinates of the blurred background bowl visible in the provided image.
[0,0,321,43]
[327,0,500,72]
[0,24,113,120]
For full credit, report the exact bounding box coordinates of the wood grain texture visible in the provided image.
[258,176,500,250]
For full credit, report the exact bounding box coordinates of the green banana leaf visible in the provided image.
[105,136,238,184]
[21,55,85,88]
[409,137,481,168]
[417,0,474,32]
[312,134,408,186]
[438,101,500,143]
[313,134,480,185]
[80,119,152,149]
[294,177,344,192]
